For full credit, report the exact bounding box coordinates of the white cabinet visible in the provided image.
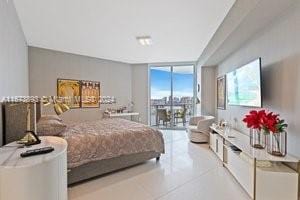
[256,164,298,200]
[210,132,223,161]
[227,149,254,198]
[210,126,299,200]
[216,135,223,160]
[209,132,217,151]
[0,136,68,200]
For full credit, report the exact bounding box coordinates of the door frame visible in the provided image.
[148,62,197,130]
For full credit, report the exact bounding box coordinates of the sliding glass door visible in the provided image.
[150,65,195,129]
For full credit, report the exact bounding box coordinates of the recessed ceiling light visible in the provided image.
[136,36,153,46]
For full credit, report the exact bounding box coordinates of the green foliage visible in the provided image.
[276,119,288,133]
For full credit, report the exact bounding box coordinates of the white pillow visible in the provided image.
[37,119,67,136]
[40,115,63,122]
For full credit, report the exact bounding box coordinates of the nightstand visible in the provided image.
[0,136,68,200]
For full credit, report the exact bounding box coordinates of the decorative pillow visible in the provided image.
[40,115,63,122]
[37,119,67,136]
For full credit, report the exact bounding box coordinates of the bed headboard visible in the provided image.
[1,102,42,145]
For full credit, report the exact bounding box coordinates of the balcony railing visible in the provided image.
[150,103,193,128]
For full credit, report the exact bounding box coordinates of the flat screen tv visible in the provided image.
[227,58,262,107]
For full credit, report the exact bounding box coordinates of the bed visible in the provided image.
[1,103,165,185]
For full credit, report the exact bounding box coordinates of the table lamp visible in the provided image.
[17,102,41,146]
[42,96,70,115]
[18,97,70,146]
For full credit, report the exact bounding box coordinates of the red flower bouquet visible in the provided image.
[243,110,288,155]
[243,110,267,148]
[243,110,288,134]
[242,110,266,130]
[262,112,287,134]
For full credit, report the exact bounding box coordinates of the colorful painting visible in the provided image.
[81,80,100,108]
[57,79,81,108]
[217,75,226,110]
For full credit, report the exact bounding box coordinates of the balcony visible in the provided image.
[150,103,193,129]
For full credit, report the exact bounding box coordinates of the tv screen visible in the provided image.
[227,58,262,107]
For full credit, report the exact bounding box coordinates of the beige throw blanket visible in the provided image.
[62,118,165,168]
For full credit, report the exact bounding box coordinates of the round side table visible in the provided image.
[0,136,68,200]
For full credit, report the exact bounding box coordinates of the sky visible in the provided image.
[150,67,194,99]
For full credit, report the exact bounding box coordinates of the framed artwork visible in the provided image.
[81,80,100,108]
[217,75,226,110]
[57,79,81,108]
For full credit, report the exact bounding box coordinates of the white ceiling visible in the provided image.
[14,0,235,64]
[200,0,298,66]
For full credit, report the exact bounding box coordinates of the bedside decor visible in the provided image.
[2,98,42,146]
[18,103,41,146]
[2,96,70,146]
[243,110,266,149]
[217,75,226,110]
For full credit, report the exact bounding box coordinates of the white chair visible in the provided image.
[187,116,215,143]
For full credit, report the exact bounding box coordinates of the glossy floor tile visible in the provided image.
[68,130,250,200]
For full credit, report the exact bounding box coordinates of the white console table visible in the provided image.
[210,126,299,200]
[0,136,68,200]
[104,112,140,121]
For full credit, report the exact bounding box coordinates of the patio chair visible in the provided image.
[157,109,171,127]
[174,107,187,126]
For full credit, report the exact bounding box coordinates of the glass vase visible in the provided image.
[250,128,266,149]
[267,131,287,157]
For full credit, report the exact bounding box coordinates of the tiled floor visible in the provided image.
[68,130,250,200]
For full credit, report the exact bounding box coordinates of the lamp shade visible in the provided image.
[54,103,70,115]
[54,104,63,115]
[59,103,70,113]
[42,96,51,106]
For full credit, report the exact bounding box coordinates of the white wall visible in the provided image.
[29,47,132,123]
[131,64,149,124]
[195,63,202,115]
[201,66,216,117]
[0,0,28,145]
[216,2,300,157]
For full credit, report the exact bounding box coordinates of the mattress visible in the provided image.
[61,118,165,168]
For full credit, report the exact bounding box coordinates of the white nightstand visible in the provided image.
[0,136,68,200]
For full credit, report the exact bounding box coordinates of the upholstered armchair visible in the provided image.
[187,116,215,143]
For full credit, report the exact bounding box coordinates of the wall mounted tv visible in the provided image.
[227,58,262,108]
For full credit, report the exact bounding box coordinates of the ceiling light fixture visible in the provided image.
[136,36,153,46]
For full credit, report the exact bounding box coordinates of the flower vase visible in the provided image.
[250,128,266,149]
[267,131,287,157]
